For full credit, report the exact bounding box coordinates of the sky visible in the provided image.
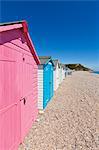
[0,0,99,70]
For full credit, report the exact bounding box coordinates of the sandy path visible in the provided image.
[19,71,99,150]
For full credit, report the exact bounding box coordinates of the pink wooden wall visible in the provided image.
[0,26,38,150]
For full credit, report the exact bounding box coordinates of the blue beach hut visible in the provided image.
[38,56,54,110]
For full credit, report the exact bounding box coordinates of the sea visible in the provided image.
[93,71,99,74]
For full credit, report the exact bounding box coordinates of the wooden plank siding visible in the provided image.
[0,21,40,150]
[38,70,43,109]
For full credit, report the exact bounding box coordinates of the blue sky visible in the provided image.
[1,1,99,70]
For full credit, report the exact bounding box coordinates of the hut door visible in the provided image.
[43,63,53,108]
[0,45,22,150]
[43,64,50,108]
[20,54,35,141]
[49,64,53,99]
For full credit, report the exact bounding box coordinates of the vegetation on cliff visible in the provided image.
[65,64,92,71]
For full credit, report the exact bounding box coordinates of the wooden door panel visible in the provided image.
[21,54,38,140]
[0,46,22,150]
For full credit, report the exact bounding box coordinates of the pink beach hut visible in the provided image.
[0,21,40,150]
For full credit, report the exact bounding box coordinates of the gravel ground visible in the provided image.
[18,71,99,150]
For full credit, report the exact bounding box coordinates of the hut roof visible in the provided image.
[0,20,24,26]
[39,56,53,65]
[0,20,40,65]
[53,59,61,69]
[53,59,58,67]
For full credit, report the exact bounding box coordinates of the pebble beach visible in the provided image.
[19,71,99,150]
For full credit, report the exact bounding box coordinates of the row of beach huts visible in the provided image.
[0,21,72,150]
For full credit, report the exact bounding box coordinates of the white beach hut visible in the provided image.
[65,66,72,76]
[61,64,66,80]
[59,63,63,84]
[53,60,60,91]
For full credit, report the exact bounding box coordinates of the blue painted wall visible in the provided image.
[43,62,54,109]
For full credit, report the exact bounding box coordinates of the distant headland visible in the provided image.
[65,64,93,72]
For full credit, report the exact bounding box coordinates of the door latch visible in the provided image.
[23,98,26,105]
[20,97,26,105]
